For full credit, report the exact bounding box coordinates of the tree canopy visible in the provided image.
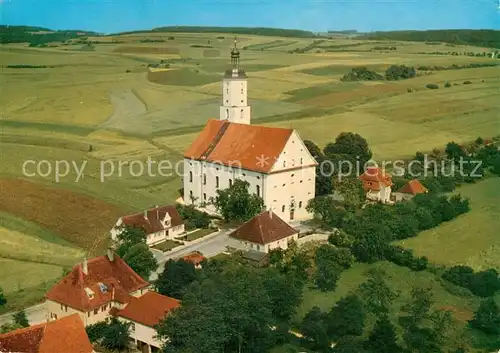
[213,179,264,222]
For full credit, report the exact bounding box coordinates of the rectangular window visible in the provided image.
[203,174,206,185]
[189,171,193,183]
[94,309,98,315]
[131,323,136,333]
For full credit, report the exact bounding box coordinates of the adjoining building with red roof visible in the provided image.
[110,205,185,246]
[228,210,299,253]
[359,167,393,204]
[45,249,150,326]
[0,313,94,353]
[182,43,317,222]
[393,179,428,202]
[114,291,180,353]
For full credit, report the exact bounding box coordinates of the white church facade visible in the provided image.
[182,41,317,222]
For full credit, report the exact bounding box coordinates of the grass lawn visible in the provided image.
[396,178,500,270]
[295,261,480,325]
[152,239,183,252]
[185,228,217,241]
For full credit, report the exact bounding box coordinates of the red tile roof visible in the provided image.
[184,120,295,173]
[46,252,149,311]
[117,291,180,327]
[0,314,93,353]
[397,179,428,195]
[120,205,183,235]
[359,167,393,191]
[229,210,298,245]
[182,251,206,266]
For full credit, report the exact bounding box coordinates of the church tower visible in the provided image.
[219,39,251,125]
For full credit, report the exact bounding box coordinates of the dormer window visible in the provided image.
[84,287,95,299]
[98,283,108,294]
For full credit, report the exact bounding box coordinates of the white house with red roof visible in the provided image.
[228,210,299,253]
[183,43,317,222]
[359,167,393,204]
[45,249,150,326]
[0,314,94,353]
[115,291,180,353]
[393,179,428,202]
[110,205,185,246]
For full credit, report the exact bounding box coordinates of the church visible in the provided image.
[183,41,317,222]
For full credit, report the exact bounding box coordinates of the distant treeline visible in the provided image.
[358,29,500,48]
[417,62,500,71]
[0,25,98,44]
[5,64,54,68]
[115,26,316,38]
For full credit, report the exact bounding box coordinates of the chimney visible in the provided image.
[82,258,88,275]
[107,248,114,262]
[269,208,273,219]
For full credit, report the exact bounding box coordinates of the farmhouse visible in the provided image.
[115,291,180,353]
[183,41,317,222]
[110,205,185,246]
[393,179,428,202]
[0,314,94,353]
[228,210,299,253]
[359,167,393,204]
[45,250,150,326]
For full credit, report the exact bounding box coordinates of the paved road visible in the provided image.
[0,303,47,327]
[150,230,231,281]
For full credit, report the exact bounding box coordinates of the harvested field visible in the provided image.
[113,46,180,54]
[0,179,124,253]
[298,82,405,107]
[147,68,220,86]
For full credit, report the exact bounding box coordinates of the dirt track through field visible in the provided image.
[99,88,147,131]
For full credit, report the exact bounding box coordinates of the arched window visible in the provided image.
[300,158,303,164]
[256,185,260,197]
[229,179,233,188]
[240,109,244,119]
[216,176,219,188]
[226,109,229,119]
[281,205,285,212]
[189,171,193,183]
[203,174,206,185]
[299,201,303,208]
[189,190,193,199]
[203,193,207,201]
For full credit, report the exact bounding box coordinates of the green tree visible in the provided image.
[469,298,500,335]
[264,269,303,323]
[0,287,6,306]
[445,142,465,160]
[122,243,158,280]
[326,294,365,339]
[304,139,323,160]
[323,132,373,167]
[314,245,353,291]
[358,268,398,315]
[157,264,275,353]
[364,315,401,353]
[12,310,29,328]
[332,336,369,353]
[301,306,329,351]
[306,196,348,229]
[116,225,147,244]
[101,317,131,351]
[85,321,108,343]
[213,179,264,222]
[402,287,434,326]
[0,323,22,334]
[156,259,197,299]
[332,178,366,211]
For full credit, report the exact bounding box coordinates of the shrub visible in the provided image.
[442,266,500,297]
[463,80,472,84]
[426,83,439,89]
[384,245,428,271]
[341,67,384,81]
[444,81,452,87]
[385,65,416,80]
[175,204,211,230]
[86,321,108,343]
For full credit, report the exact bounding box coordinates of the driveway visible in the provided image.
[0,303,47,327]
[150,230,231,281]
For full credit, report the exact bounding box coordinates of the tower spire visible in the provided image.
[230,36,240,69]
